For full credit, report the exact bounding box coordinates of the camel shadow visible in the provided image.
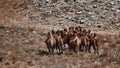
[38,49,49,55]
[38,49,63,55]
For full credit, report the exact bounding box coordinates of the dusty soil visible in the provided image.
[0,0,120,68]
[0,25,120,68]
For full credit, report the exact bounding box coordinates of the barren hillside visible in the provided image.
[0,0,120,68]
[0,0,120,31]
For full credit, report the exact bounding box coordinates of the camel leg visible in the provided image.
[93,44,97,54]
[88,44,91,53]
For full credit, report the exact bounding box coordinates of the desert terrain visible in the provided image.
[0,0,120,68]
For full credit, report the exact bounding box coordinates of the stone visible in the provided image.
[110,1,115,5]
[116,10,120,13]
[33,31,36,33]
[116,23,120,26]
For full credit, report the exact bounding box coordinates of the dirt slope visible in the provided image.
[0,0,120,68]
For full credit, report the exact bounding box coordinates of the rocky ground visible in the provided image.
[0,26,120,68]
[0,0,120,68]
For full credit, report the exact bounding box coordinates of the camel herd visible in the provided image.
[45,26,99,55]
